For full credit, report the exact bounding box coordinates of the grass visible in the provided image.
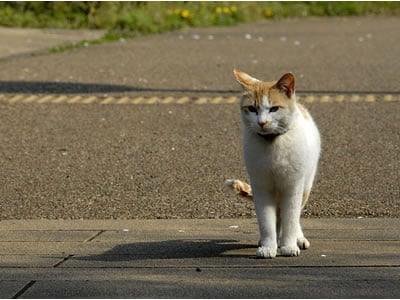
[1,1,399,52]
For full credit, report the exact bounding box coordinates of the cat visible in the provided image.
[225,70,321,258]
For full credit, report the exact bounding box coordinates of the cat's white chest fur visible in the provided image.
[229,70,321,258]
[243,105,320,192]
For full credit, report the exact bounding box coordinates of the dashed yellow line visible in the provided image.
[22,95,39,103]
[384,94,393,102]
[67,96,82,104]
[100,96,115,104]
[335,95,345,103]
[176,96,190,104]
[9,95,24,103]
[350,95,361,102]
[52,95,68,103]
[132,96,145,104]
[37,95,53,104]
[0,94,399,105]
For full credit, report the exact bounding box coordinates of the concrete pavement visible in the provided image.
[1,218,400,298]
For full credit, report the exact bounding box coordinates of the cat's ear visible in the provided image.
[233,69,260,90]
[276,73,295,98]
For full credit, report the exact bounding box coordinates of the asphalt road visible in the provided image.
[0,17,399,219]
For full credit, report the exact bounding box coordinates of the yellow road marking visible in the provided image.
[335,95,345,102]
[161,96,174,104]
[210,96,223,104]
[365,95,376,102]
[320,95,331,103]
[116,97,130,104]
[100,97,115,104]
[304,95,315,103]
[22,95,39,103]
[225,96,239,104]
[194,97,209,104]
[67,96,82,103]
[132,96,145,104]
[52,95,68,103]
[146,97,159,104]
[176,97,190,104]
[384,94,393,102]
[1,94,399,105]
[82,96,97,104]
[37,95,53,103]
[9,95,24,103]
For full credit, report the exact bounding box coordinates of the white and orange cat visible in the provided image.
[226,70,321,258]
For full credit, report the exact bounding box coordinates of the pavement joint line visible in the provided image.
[11,280,36,299]
[84,230,105,242]
[0,93,399,105]
[53,254,75,268]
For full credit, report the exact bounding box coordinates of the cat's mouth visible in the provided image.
[257,128,288,139]
[257,132,280,141]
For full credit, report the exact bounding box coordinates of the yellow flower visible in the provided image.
[174,8,181,15]
[181,9,190,19]
[265,7,273,17]
[215,7,222,14]
[223,7,230,14]
[231,6,237,13]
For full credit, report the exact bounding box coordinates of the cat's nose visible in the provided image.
[258,121,267,128]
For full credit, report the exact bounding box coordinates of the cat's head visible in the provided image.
[233,69,297,137]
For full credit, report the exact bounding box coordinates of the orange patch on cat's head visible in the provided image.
[267,87,292,110]
[233,69,260,91]
[234,70,296,110]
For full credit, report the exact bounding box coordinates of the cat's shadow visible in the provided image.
[76,239,256,262]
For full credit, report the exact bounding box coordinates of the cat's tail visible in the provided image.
[224,179,253,200]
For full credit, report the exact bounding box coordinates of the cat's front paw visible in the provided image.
[280,245,300,257]
[256,246,277,259]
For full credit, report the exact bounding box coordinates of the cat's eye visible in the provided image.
[269,106,280,113]
[247,106,258,113]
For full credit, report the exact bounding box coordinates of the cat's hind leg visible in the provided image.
[297,189,311,250]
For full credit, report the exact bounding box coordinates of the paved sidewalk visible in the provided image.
[1,218,399,298]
